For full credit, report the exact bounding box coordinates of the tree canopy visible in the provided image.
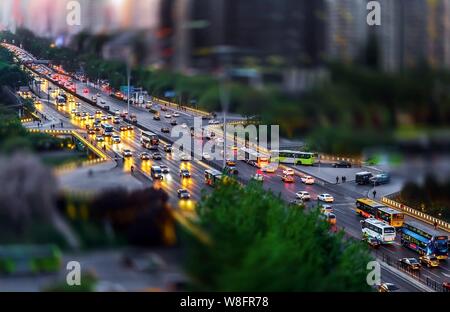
[183,180,373,291]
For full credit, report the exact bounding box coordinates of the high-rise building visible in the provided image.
[374,0,450,71]
[325,0,368,63]
[425,0,450,68]
[166,0,327,72]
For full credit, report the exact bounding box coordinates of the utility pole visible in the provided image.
[218,47,231,170]
[126,61,131,115]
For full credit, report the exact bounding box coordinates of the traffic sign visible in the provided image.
[120,86,135,95]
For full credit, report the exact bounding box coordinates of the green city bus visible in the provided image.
[204,169,223,187]
[270,150,317,166]
[0,245,62,275]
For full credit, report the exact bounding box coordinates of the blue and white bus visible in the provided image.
[400,221,448,260]
[101,124,114,137]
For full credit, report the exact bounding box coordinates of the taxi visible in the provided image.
[281,174,295,183]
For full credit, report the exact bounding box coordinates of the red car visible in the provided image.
[83,88,89,94]
[443,282,450,292]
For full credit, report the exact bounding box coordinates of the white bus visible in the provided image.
[270,150,317,166]
[140,131,159,150]
[360,218,396,244]
[101,123,114,137]
[240,147,270,168]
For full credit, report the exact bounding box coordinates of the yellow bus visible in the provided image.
[355,198,404,228]
[377,207,404,228]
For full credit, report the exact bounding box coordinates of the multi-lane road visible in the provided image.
[7,43,450,292]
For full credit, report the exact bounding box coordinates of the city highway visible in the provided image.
[8,44,449,292]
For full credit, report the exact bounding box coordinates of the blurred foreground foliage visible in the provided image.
[0,153,65,247]
[183,180,373,291]
[60,187,175,248]
[3,29,450,155]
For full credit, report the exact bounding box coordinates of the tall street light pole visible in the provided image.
[216,46,233,170]
[126,61,131,115]
[220,65,230,170]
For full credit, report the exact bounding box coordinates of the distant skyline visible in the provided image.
[1,0,449,72]
[0,0,161,36]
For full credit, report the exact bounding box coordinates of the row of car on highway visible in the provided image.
[13,44,450,293]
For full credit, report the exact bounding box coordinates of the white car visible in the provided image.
[165,114,172,119]
[283,168,295,176]
[180,153,190,161]
[122,149,133,158]
[160,165,170,174]
[112,135,121,144]
[301,176,315,185]
[216,137,224,144]
[173,112,180,117]
[295,191,311,201]
[100,100,106,104]
[202,153,212,160]
[181,123,188,128]
[318,194,334,203]
[252,173,264,182]
[261,164,278,173]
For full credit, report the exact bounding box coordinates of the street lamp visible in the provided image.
[214,46,234,170]
[219,62,230,170]
[212,46,255,169]
[126,61,131,115]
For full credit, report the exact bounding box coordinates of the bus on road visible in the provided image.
[400,221,448,260]
[205,169,223,187]
[141,131,159,150]
[361,218,396,244]
[240,148,270,168]
[0,245,62,275]
[270,150,317,166]
[355,198,404,228]
[55,94,67,107]
[377,207,404,228]
[101,124,114,137]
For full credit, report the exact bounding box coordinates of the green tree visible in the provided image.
[183,180,373,291]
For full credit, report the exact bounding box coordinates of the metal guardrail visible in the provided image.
[381,196,450,233]
[379,252,445,292]
[27,129,109,161]
[154,98,210,117]
[27,128,110,175]
[20,118,33,123]
[318,154,363,166]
